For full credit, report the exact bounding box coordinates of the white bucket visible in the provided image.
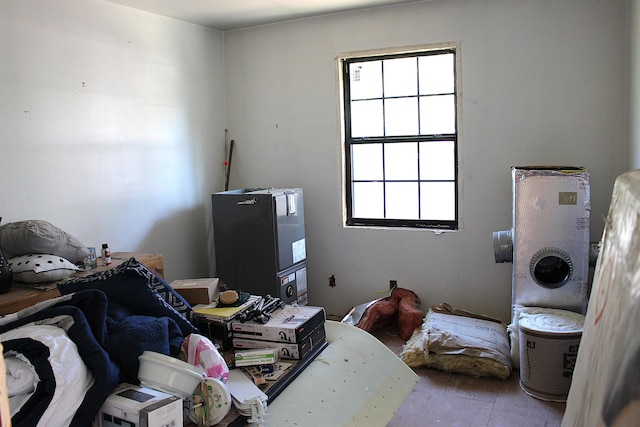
[518,309,585,402]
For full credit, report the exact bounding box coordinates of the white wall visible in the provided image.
[224,0,629,321]
[0,0,226,281]
[0,0,629,323]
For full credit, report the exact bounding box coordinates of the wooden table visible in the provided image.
[0,252,163,315]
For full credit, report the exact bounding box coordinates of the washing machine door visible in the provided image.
[529,248,573,289]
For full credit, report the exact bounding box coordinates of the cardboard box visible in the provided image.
[169,278,222,305]
[231,305,325,343]
[233,322,326,360]
[234,348,279,367]
[93,383,182,427]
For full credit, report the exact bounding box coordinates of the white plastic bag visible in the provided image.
[182,334,229,382]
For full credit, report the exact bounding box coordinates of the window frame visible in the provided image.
[339,44,461,230]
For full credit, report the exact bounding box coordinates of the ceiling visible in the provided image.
[105,0,425,31]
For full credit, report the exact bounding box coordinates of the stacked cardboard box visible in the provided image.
[231,305,326,360]
[193,295,261,350]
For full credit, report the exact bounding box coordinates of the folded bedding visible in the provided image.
[0,291,118,427]
[5,356,37,397]
[3,324,94,427]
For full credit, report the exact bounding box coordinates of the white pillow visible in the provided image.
[9,254,78,283]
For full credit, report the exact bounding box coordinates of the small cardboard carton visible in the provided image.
[234,348,279,367]
[93,383,182,427]
[170,278,222,305]
[233,322,326,360]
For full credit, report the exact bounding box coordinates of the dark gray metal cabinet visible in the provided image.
[212,188,307,305]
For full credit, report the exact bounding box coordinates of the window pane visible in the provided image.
[343,48,458,230]
[350,61,382,100]
[420,94,455,135]
[351,99,384,137]
[420,182,456,220]
[419,141,455,180]
[383,57,417,97]
[352,143,383,180]
[385,142,418,180]
[353,182,384,218]
[419,53,454,95]
[386,182,419,219]
[385,97,418,136]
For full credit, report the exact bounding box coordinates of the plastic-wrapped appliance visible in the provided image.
[493,166,591,314]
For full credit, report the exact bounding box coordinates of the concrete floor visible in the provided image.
[371,326,566,427]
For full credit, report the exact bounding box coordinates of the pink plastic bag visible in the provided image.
[182,334,229,382]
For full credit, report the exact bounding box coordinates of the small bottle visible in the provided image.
[101,243,112,266]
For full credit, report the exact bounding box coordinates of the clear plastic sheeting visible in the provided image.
[563,171,640,427]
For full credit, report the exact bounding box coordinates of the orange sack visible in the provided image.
[356,298,398,332]
[356,288,423,340]
[396,292,423,340]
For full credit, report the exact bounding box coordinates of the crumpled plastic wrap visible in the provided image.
[341,291,392,326]
[181,333,229,382]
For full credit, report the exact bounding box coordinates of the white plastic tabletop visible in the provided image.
[266,320,418,427]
